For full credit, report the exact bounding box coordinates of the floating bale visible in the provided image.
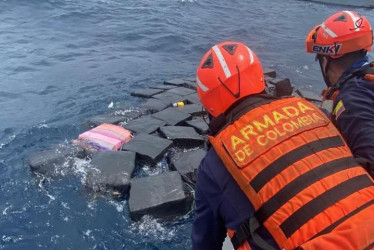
[177,104,206,116]
[265,75,275,85]
[294,89,322,103]
[124,116,166,134]
[140,99,170,113]
[166,87,196,96]
[267,78,293,97]
[129,171,191,220]
[183,80,197,90]
[152,92,187,105]
[185,119,209,135]
[149,84,177,90]
[169,149,206,187]
[86,151,136,196]
[263,68,276,78]
[122,133,173,164]
[130,88,164,98]
[159,126,205,148]
[164,79,189,87]
[152,107,191,126]
[29,145,86,175]
[184,93,200,104]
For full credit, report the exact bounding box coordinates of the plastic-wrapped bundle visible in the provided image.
[74,123,132,152]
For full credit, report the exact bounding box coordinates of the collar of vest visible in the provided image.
[208,94,280,136]
[325,61,374,99]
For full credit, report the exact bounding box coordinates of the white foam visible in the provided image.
[182,146,200,152]
[1,235,23,243]
[37,122,48,129]
[296,65,309,74]
[2,205,11,215]
[83,230,92,237]
[119,121,128,126]
[72,158,92,184]
[36,176,57,203]
[131,215,176,241]
[109,200,126,213]
[0,134,16,149]
[50,234,60,244]
[142,160,169,176]
[87,200,97,210]
[114,108,139,116]
[61,202,70,210]
[83,229,95,241]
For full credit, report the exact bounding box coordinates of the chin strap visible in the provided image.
[317,55,333,87]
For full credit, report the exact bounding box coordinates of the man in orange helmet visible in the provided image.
[192,41,374,250]
[305,11,374,176]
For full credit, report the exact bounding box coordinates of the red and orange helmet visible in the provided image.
[196,41,265,117]
[306,11,373,58]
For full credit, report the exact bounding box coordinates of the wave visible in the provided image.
[301,0,374,8]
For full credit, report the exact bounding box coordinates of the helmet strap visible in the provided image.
[317,55,333,87]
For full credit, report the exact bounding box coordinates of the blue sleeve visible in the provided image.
[334,85,374,176]
[192,158,226,250]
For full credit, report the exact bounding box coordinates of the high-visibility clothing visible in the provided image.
[210,97,374,249]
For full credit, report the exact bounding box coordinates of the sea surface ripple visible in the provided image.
[0,0,373,249]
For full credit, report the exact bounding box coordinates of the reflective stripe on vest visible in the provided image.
[209,97,374,249]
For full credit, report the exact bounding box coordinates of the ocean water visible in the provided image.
[0,0,373,249]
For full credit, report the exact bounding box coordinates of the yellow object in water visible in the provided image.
[173,101,185,107]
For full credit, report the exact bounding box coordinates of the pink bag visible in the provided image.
[74,123,133,152]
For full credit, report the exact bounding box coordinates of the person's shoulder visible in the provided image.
[200,147,223,174]
[343,75,374,92]
[338,76,374,103]
[199,147,230,185]
[358,76,374,93]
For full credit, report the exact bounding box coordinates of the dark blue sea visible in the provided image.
[0,0,373,249]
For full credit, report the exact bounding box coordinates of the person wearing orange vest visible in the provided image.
[305,11,374,177]
[192,41,374,250]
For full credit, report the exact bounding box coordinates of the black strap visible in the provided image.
[309,199,374,241]
[281,174,373,238]
[250,136,345,193]
[255,156,358,225]
[361,64,374,76]
[231,216,277,250]
[364,241,374,250]
[325,72,355,99]
[231,218,251,249]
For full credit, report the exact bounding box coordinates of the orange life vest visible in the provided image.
[209,97,374,250]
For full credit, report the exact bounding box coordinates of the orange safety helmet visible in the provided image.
[196,41,265,117]
[306,11,373,58]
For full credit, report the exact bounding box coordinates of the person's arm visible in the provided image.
[192,159,226,250]
[334,86,374,176]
